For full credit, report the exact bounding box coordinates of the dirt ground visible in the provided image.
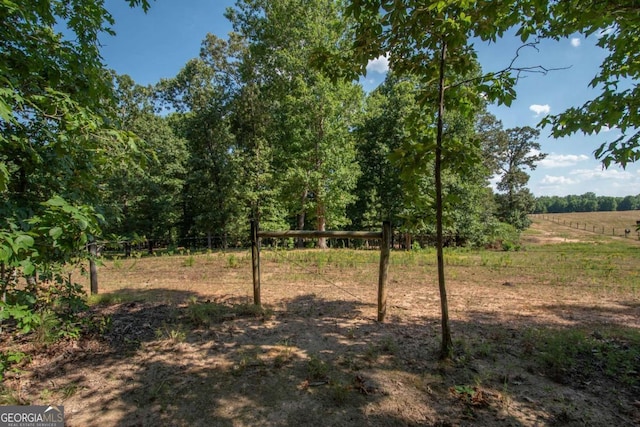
[2,218,640,426]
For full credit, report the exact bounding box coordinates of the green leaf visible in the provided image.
[49,226,63,239]
[0,161,8,192]
[45,196,68,207]
[0,244,8,261]
[76,219,89,231]
[14,234,34,251]
[20,259,35,276]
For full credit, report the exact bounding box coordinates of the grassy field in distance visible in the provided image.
[532,210,640,238]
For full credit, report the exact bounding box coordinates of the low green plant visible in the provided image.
[61,383,80,400]
[227,254,239,268]
[33,310,64,344]
[155,323,186,343]
[523,328,585,380]
[0,301,41,334]
[472,340,495,359]
[0,197,97,354]
[39,388,54,402]
[523,327,640,386]
[328,381,351,405]
[0,385,24,405]
[232,350,265,376]
[87,292,134,306]
[363,344,379,363]
[487,222,521,251]
[453,384,475,399]
[183,255,196,267]
[0,350,28,381]
[380,336,398,354]
[307,355,329,381]
[234,302,272,319]
[186,299,228,326]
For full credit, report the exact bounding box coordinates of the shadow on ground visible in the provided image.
[23,290,640,427]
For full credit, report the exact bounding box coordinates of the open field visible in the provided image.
[2,217,640,426]
[532,211,640,239]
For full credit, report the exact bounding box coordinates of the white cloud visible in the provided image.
[570,167,632,180]
[529,104,551,116]
[570,38,581,47]
[366,54,389,74]
[541,175,579,185]
[534,164,640,196]
[488,174,500,191]
[597,27,614,38]
[539,153,590,168]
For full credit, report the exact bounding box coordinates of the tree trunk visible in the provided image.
[435,41,453,360]
[317,209,327,249]
[89,242,98,295]
[314,113,327,249]
[297,188,308,248]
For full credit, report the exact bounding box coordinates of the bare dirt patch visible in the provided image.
[2,219,639,426]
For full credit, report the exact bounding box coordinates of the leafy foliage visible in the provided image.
[0,0,149,346]
[534,193,640,213]
[535,1,640,167]
[492,126,546,230]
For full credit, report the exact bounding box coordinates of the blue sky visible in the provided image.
[100,0,639,197]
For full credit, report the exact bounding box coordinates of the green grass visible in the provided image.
[257,240,640,293]
[523,326,640,386]
[186,298,271,327]
[87,292,140,306]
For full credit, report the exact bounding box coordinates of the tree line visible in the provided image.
[534,193,640,214]
[101,2,548,252]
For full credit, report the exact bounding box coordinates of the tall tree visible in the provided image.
[227,0,363,247]
[618,194,639,211]
[352,74,411,232]
[327,0,556,358]
[103,74,188,251]
[158,34,246,245]
[0,0,151,337]
[0,0,151,261]
[0,1,149,214]
[493,126,546,230]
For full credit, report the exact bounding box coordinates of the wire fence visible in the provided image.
[89,242,640,302]
[97,233,419,258]
[534,214,640,239]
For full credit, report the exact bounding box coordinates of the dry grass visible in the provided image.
[2,217,640,426]
[533,211,640,239]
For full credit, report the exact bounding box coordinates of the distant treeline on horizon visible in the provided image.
[533,192,640,213]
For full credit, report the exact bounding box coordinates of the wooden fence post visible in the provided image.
[251,220,261,306]
[378,221,391,322]
[89,242,98,295]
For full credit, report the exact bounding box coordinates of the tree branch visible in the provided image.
[445,41,572,91]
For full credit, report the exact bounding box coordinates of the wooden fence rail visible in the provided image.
[251,220,391,322]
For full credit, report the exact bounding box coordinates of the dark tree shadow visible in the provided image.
[24,291,640,427]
